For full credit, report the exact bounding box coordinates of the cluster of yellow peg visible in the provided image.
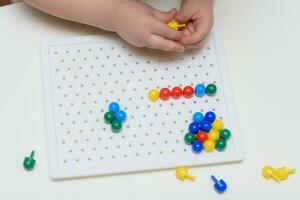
[175,166,195,181]
[262,165,295,182]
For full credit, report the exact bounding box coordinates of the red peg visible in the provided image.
[183,86,194,98]
[171,87,183,99]
[159,88,171,101]
[196,131,208,142]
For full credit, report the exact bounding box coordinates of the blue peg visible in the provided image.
[211,175,227,193]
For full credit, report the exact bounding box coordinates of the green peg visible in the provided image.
[23,151,36,170]
[111,120,122,133]
[215,138,227,151]
[184,132,195,145]
[220,129,231,140]
[206,84,217,96]
[104,111,115,124]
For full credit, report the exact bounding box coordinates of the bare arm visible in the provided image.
[24,0,185,52]
[24,0,121,31]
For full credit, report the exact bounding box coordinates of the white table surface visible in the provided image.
[0,1,299,199]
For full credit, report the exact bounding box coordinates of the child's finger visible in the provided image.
[148,34,185,52]
[151,21,183,41]
[180,17,211,45]
[175,14,189,24]
[152,8,177,23]
[186,22,195,33]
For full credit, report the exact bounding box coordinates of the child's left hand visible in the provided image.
[175,0,214,48]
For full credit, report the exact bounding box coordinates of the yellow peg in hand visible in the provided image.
[175,166,195,181]
[168,20,186,30]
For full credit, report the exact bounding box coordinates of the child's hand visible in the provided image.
[113,0,185,52]
[175,0,213,48]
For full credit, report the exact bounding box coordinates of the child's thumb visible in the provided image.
[153,8,177,22]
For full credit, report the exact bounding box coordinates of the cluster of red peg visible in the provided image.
[160,86,194,100]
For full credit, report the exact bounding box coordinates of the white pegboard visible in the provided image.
[41,28,242,179]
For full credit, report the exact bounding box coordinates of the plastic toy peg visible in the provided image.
[262,166,295,182]
[274,167,295,181]
[189,121,201,134]
[205,111,216,122]
[23,151,36,171]
[212,119,224,131]
[168,20,186,30]
[192,141,203,153]
[220,129,231,140]
[262,165,276,180]
[159,88,171,101]
[215,138,227,151]
[196,131,208,143]
[193,112,204,122]
[211,175,227,193]
[148,89,160,102]
[195,84,206,97]
[208,129,220,141]
[175,166,195,181]
[171,87,183,99]
[203,139,215,152]
[184,132,195,145]
[104,111,115,123]
[200,120,212,132]
[206,83,217,96]
[109,102,120,113]
[183,86,194,98]
[111,120,122,132]
[114,110,127,122]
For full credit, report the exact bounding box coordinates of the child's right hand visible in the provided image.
[113,0,185,52]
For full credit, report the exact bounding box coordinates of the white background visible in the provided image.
[0,0,299,199]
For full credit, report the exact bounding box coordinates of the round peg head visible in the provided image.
[220,129,231,140]
[195,84,206,97]
[212,119,224,131]
[184,132,195,145]
[206,83,217,96]
[111,120,122,133]
[196,131,208,143]
[171,87,183,99]
[114,110,127,122]
[189,121,201,134]
[159,88,171,101]
[205,111,216,122]
[148,89,159,102]
[203,140,215,153]
[192,141,203,153]
[262,165,275,179]
[109,102,120,113]
[104,111,115,123]
[208,129,220,141]
[215,138,227,151]
[200,120,212,132]
[193,112,204,122]
[183,86,194,98]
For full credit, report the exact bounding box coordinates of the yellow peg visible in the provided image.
[262,165,279,181]
[273,167,295,181]
[175,166,195,181]
[148,88,159,102]
[168,20,186,30]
